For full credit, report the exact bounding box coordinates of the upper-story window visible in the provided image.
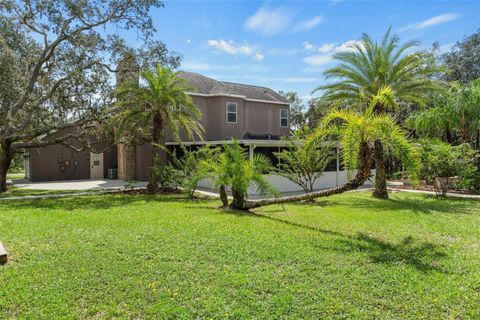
[280,109,289,127]
[227,102,237,123]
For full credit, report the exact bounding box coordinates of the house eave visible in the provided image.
[186,92,290,106]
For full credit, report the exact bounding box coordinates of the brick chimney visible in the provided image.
[116,54,139,181]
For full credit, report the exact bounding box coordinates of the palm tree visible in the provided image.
[115,65,203,194]
[202,140,278,208]
[240,109,416,210]
[316,28,443,199]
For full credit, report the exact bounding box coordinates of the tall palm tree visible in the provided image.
[115,65,203,194]
[316,28,443,199]
[239,109,416,210]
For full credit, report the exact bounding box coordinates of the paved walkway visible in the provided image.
[2,179,479,201]
[13,179,147,190]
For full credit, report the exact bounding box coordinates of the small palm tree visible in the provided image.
[240,109,416,210]
[316,28,443,199]
[202,140,278,209]
[321,109,417,179]
[274,126,334,194]
[115,65,203,194]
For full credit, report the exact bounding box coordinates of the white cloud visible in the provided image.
[244,7,292,36]
[303,54,333,66]
[207,39,253,56]
[335,40,363,53]
[252,52,264,62]
[182,62,244,72]
[207,39,266,62]
[400,13,461,31]
[293,16,324,31]
[302,40,363,68]
[416,13,461,29]
[303,42,316,51]
[186,39,191,44]
[318,43,336,53]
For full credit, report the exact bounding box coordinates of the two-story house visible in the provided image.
[24,72,294,182]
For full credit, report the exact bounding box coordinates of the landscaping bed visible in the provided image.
[388,180,480,196]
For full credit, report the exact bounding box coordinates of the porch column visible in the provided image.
[249,145,256,162]
[336,147,340,187]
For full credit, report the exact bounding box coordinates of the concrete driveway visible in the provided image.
[13,179,148,191]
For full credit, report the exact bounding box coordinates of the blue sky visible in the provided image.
[139,0,479,99]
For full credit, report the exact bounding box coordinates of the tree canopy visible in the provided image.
[0,0,180,192]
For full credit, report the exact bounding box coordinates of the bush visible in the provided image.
[417,139,478,196]
[173,146,219,198]
[152,163,182,191]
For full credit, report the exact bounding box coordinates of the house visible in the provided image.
[24,72,295,182]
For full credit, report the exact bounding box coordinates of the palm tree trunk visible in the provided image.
[147,113,165,194]
[230,187,245,209]
[219,185,228,207]
[372,139,388,199]
[233,142,373,210]
[0,140,13,193]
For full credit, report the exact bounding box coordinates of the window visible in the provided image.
[280,109,288,127]
[226,102,237,123]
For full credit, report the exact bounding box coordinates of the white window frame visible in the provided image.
[226,102,237,123]
[280,109,289,128]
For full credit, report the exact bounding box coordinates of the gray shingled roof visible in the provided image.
[178,71,289,104]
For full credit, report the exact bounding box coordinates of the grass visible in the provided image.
[0,187,96,198]
[0,191,479,319]
[6,173,25,180]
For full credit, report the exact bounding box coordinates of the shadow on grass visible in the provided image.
[293,193,478,215]
[252,213,448,273]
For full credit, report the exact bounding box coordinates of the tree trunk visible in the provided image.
[230,187,245,210]
[0,140,13,193]
[232,142,373,210]
[219,185,228,207]
[372,139,388,199]
[147,113,166,194]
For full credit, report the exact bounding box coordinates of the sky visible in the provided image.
[132,0,480,99]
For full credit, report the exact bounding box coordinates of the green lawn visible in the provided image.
[0,187,95,198]
[0,192,479,319]
[6,173,25,180]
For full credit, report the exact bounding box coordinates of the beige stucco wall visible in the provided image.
[166,95,290,142]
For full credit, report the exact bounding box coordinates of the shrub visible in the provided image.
[274,127,334,194]
[417,139,478,196]
[173,146,219,198]
[152,163,182,191]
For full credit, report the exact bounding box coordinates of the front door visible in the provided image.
[90,152,104,180]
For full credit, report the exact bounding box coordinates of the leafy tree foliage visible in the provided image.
[442,29,480,83]
[315,28,443,199]
[0,0,180,192]
[304,97,336,130]
[416,139,478,196]
[279,91,306,129]
[407,80,480,148]
[114,66,203,194]
[201,141,278,209]
[173,145,219,198]
[274,127,334,193]
[239,108,416,210]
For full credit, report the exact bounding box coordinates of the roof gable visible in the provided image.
[178,71,289,104]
